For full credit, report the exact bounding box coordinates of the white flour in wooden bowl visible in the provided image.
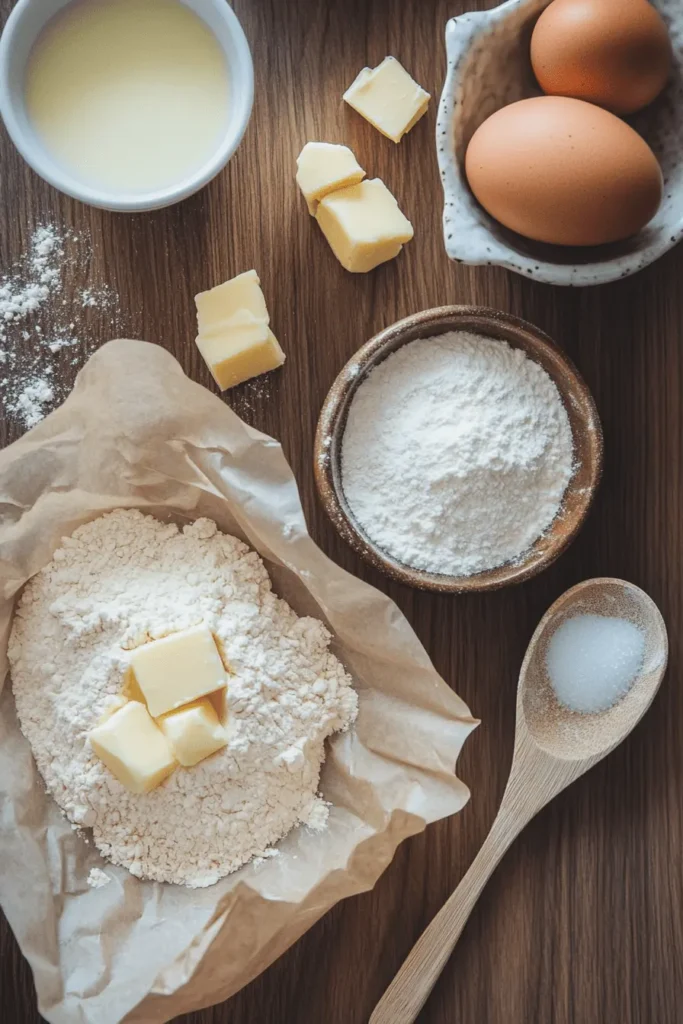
[9,510,358,887]
[341,332,574,576]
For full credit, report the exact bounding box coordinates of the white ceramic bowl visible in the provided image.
[437,0,683,286]
[0,0,254,212]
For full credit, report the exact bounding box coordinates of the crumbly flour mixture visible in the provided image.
[341,332,574,576]
[9,510,358,887]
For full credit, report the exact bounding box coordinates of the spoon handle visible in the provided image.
[371,726,587,1024]
[369,807,524,1024]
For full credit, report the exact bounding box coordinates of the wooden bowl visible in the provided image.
[313,306,603,593]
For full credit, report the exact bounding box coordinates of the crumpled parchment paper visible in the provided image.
[0,340,477,1024]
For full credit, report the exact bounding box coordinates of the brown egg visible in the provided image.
[531,0,672,115]
[465,96,662,246]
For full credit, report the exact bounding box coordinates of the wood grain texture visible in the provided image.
[1,1,682,1023]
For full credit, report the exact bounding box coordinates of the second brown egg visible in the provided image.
[531,0,672,115]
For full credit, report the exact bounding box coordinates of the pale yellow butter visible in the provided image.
[194,269,285,390]
[159,698,227,767]
[89,700,177,794]
[195,269,269,335]
[343,56,430,143]
[130,624,227,718]
[196,313,285,391]
[296,142,365,215]
[315,177,414,273]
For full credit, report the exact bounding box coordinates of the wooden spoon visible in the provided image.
[371,578,668,1024]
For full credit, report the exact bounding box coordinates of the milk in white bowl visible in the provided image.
[25,0,231,194]
[0,0,254,211]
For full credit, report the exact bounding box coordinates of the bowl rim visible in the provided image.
[314,305,604,593]
[436,0,683,286]
[0,0,254,212]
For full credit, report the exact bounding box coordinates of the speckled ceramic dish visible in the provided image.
[437,0,683,286]
[314,307,603,593]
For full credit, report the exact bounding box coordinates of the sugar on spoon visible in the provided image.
[371,578,668,1024]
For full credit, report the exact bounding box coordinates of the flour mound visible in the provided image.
[9,510,358,887]
[341,332,574,576]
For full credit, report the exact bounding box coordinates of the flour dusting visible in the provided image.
[5,375,54,428]
[0,224,129,431]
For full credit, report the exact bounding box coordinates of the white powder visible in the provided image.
[80,285,118,310]
[0,227,63,335]
[546,614,645,714]
[87,867,111,889]
[0,224,127,430]
[9,510,358,887]
[30,225,63,287]
[341,332,574,576]
[47,334,78,354]
[5,375,54,428]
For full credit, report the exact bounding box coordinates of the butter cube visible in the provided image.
[159,698,227,767]
[343,56,430,143]
[89,701,176,794]
[195,270,269,335]
[130,625,227,718]
[196,314,285,390]
[194,268,285,389]
[296,142,365,215]
[316,178,414,273]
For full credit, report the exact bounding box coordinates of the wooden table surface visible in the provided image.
[1,1,682,1022]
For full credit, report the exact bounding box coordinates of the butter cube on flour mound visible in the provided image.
[316,178,413,273]
[129,624,227,718]
[159,698,227,767]
[343,56,430,143]
[296,142,365,215]
[89,700,177,794]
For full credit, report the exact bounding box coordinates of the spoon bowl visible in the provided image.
[371,578,668,1024]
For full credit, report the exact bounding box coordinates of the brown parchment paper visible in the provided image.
[0,340,477,1024]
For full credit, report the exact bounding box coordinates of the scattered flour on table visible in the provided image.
[0,226,62,335]
[9,510,358,887]
[5,373,54,429]
[0,224,128,430]
[341,332,574,576]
